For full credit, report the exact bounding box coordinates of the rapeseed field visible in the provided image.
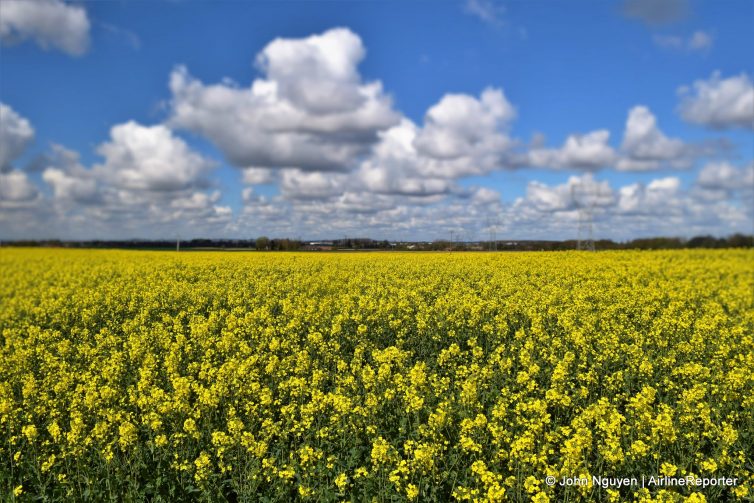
[1,249,752,502]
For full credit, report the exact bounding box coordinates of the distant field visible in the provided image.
[1,249,753,502]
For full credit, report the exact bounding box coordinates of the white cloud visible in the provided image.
[0,0,90,56]
[355,119,456,196]
[241,167,277,185]
[169,190,219,210]
[616,176,682,215]
[524,174,614,212]
[653,30,713,52]
[11,136,232,239]
[241,187,256,204]
[3,26,750,242]
[647,176,680,192]
[234,84,521,201]
[41,145,99,203]
[415,88,515,160]
[279,169,349,200]
[464,0,506,25]
[471,187,501,205]
[341,95,518,199]
[169,28,400,172]
[169,29,522,204]
[696,161,754,191]
[617,105,689,171]
[42,168,97,201]
[678,72,754,130]
[257,28,366,114]
[43,168,98,203]
[0,103,35,172]
[525,181,574,213]
[94,121,215,192]
[508,173,750,240]
[0,170,39,203]
[528,130,617,170]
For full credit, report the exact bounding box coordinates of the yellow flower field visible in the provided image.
[1,249,753,502]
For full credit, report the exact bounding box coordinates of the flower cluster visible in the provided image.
[1,248,752,501]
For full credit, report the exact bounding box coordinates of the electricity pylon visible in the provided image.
[486,216,498,251]
[571,182,599,251]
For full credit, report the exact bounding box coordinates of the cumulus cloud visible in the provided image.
[0,170,39,204]
[279,169,349,201]
[241,167,277,185]
[678,72,754,130]
[528,130,617,170]
[169,28,524,207]
[354,119,456,196]
[0,103,35,172]
[41,145,99,203]
[257,28,366,114]
[292,91,519,202]
[696,162,754,192]
[415,88,515,160]
[1,124,232,239]
[220,76,521,201]
[386,88,522,180]
[169,28,400,172]
[524,174,614,212]
[0,0,90,56]
[94,121,215,192]
[271,118,461,202]
[615,177,681,214]
[622,0,688,25]
[234,184,503,242]
[617,105,689,171]
[507,173,749,240]
[3,26,749,241]
[43,168,98,203]
[471,187,501,205]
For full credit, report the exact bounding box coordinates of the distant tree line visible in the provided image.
[422,234,754,251]
[2,234,752,251]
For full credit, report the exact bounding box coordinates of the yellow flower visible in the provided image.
[700,458,717,473]
[118,421,138,449]
[371,437,392,465]
[660,462,678,477]
[686,493,707,502]
[22,424,38,441]
[194,451,212,482]
[298,485,313,497]
[334,473,349,491]
[406,484,419,500]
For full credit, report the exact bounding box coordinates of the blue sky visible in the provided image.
[1,0,752,241]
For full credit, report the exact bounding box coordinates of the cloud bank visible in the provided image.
[0,28,751,241]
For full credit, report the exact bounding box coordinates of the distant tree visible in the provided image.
[687,235,724,248]
[727,233,754,248]
[255,236,270,250]
[628,237,683,250]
